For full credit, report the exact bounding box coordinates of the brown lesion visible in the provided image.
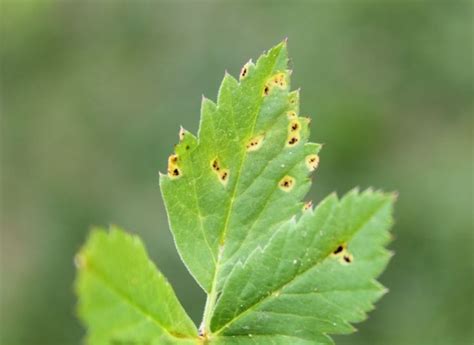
[287,136,299,147]
[286,116,301,147]
[211,158,221,172]
[279,175,295,192]
[331,243,354,264]
[219,169,229,185]
[305,154,320,171]
[303,200,313,211]
[333,245,344,255]
[171,168,180,177]
[240,61,252,81]
[211,158,229,186]
[167,154,182,179]
[263,72,287,97]
[179,127,186,141]
[246,134,264,152]
[263,85,270,96]
[343,255,352,263]
[288,118,300,133]
[288,91,298,106]
[287,111,297,119]
[272,72,287,88]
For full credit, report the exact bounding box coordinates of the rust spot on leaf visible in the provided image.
[303,200,313,211]
[240,61,252,80]
[333,245,344,255]
[211,158,229,186]
[287,135,300,147]
[343,254,353,263]
[179,127,186,141]
[331,243,354,264]
[263,73,287,97]
[167,154,182,179]
[305,154,320,171]
[289,119,300,132]
[271,72,287,88]
[219,169,230,186]
[263,85,270,96]
[287,111,297,119]
[279,175,295,192]
[211,158,221,172]
[246,134,264,152]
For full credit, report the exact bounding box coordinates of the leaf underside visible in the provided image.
[76,42,395,345]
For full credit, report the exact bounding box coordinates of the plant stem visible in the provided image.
[201,286,217,338]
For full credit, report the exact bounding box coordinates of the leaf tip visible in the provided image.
[74,252,86,269]
[179,126,188,141]
[305,154,320,172]
[303,200,313,212]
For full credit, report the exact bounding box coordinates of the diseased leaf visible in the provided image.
[209,189,394,343]
[75,227,198,345]
[76,42,396,345]
[160,41,321,297]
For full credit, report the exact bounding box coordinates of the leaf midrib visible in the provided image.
[203,50,283,329]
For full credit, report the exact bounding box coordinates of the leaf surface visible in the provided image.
[160,42,320,296]
[209,189,395,344]
[75,227,198,345]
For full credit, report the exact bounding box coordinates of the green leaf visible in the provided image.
[160,41,321,297]
[76,42,396,345]
[75,227,198,345]
[209,189,395,344]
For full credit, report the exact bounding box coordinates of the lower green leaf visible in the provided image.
[75,226,198,345]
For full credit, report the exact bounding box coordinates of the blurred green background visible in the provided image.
[1,1,472,344]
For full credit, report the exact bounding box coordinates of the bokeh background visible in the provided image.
[1,1,472,344]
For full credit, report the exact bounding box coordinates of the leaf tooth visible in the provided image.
[239,59,255,81]
[179,126,187,141]
[218,72,239,103]
[255,40,288,71]
[303,200,313,212]
[305,154,320,172]
[201,94,217,110]
[74,252,86,269]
